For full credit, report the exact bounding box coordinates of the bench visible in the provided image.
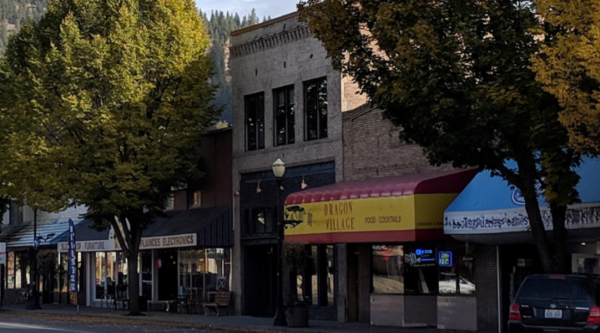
[202,291,232,316]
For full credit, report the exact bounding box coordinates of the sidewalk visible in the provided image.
[0,303,467,333]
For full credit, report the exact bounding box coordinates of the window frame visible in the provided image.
[244,92,265,151]
[303,77,328,141]
[273,85,295,147]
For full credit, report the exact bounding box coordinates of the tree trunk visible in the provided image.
[126,247,140,315]
[521,176,557,273]
[550,203,570,274]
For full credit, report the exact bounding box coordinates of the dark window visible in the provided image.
[245,93,265,151]
[304,77,328,141]
[9,201,22,225]
[274,86,295,146]
[517,277,594,301]
[246,207,276,235]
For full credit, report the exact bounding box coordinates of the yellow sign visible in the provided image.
[284,193,457,237]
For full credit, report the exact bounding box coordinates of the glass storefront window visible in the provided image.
[404,245,438,294]
[95,252,106,299]
[179,249,204,299]
[15,253,21,289]
[178,248,231,301]
[94,252,128,299]
[438,243,476,295]
[7,251,14,289]
[206,248,231,293]
[327,245,334,306]
[372,245,404,294]
[141,251,152,300]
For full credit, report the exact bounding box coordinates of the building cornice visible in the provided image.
[230,24,311,59]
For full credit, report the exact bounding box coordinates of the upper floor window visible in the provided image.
[274,86,295,146]
[244,207,276,235]
[245,93,265,151]
[304,77,328,141]
[192,190,201,207]
[9,201,22,225]
[164,193,175,211]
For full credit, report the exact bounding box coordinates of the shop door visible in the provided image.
[157,249,178,300]
[499,244,541,333]
[242,244,276,316]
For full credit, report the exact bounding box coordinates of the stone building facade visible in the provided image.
[230,13,365,318]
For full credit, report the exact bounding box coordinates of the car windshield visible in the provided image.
[517,277,594,301]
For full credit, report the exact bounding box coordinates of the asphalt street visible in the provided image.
[0,315,240,333]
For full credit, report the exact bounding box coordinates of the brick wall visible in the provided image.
[475,244,499,333]
[343,106,453,181]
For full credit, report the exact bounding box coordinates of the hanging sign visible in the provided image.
[68,219,78,305]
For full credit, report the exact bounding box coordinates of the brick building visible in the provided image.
[230,12,491,330]
[52,127,234,309]
[229,12,364,318]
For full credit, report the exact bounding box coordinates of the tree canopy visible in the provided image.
[299,0,581,273]
[0,0,219,313]
[532,0,600,155]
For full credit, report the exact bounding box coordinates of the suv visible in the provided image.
[509,274,600,333]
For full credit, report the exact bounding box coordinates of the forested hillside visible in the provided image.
[202,9,265,123]
[0,0,47,51]
[1,2,267,123]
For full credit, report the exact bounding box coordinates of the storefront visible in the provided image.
[443,157,600,333]
[1,214,85,305]
[57,206,233,309]
[283,169,478,330]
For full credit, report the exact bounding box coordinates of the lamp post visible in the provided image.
[27,209,41,310]
[272,158,286,326]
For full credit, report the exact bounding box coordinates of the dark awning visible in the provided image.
[57,206,232,252]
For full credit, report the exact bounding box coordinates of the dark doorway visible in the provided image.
[157,249,178,300]
[499,244,541,333]
[242,244,276,316]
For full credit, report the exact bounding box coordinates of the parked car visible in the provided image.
[439,275,476,294]
[509,274,600,333]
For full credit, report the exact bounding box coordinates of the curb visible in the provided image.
[2,310,313,333]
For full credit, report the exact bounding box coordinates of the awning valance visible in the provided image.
[57,206,232,252]
[444,157,600,242]
[284,169,477,244]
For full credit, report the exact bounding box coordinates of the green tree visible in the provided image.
[0,0,218,314]
[299,0,580,273]
[532,0,600,155]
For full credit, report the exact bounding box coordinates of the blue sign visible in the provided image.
[68,219,77,305]
[511,184,545,206]
[439,251,453,267]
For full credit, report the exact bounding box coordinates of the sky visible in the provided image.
[194,0,299,19]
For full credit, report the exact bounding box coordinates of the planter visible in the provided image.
[285,304,309,327]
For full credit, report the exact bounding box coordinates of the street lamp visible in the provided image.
[272,158,286,326]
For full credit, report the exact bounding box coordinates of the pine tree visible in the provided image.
[201,8,261,123]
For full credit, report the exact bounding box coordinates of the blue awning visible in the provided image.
[444,157,600,238]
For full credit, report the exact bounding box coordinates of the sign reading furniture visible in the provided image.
[57,233,197,253]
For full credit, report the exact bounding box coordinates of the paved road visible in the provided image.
[0,315,240,333]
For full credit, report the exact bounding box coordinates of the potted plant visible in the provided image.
[282,241,309,327]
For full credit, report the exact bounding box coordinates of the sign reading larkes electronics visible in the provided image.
[58,233,197,253]
[284,196,417,237]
